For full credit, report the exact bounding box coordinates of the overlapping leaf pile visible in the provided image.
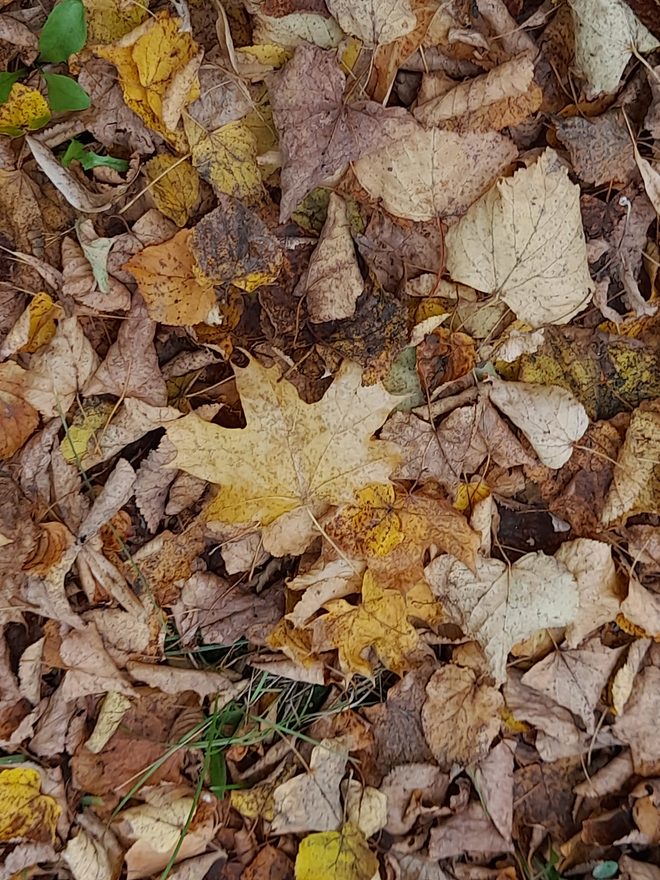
[0,0,660,878]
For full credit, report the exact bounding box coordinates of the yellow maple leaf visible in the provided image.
[0,767,61,843]
[96,11,200,146]
[83,0,149,44]
[0,83,50,137]
[124,228,216,326]
[143,154,200,227]
[311,571,432,678]
[166,357,401,554]
[327,485,479,589]
[295,824,378,880]
[191,120,264,205]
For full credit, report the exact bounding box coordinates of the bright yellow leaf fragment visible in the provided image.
[191,120,264,204]
[295,824,378,880]
[0,767,61,843]
[0,83,50,137]
[144,154,200,227]
[23,292,62,352]
[83,0,149,44]
[96,11,200,145]
[338,483,403,558]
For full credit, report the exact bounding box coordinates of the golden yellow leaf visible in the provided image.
[96,10,200,145]
[191,120,264,204]
[295,824,377,880]
[23,291,62,352]
[166,357,401,555]
[60,400,115,464]
[124,228,216,326]
[83,0,149,44]
[0,767,61,843]
[143,154,199,227]
[311,571,427,678]
[230,784,276,822]
[327,486,480,590]
[0,83,50,137]
[454,480,491,513]
[0,361,39,459]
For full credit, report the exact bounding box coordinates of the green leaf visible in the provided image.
[0,71,24,105]
[39,0,87,62]
[60,138,129,173]
[43,73,90,112]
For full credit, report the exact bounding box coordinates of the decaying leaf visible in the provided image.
[167,357,400,554]
[446,150,593,326]
[190,120,264,204]
[0,767,60,843]
[0,83,50,136]
[426,552,579,683]
[354,122,517,222]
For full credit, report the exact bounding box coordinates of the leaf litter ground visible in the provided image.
[0,1,660,879]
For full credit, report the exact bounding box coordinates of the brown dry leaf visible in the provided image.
[613,667,660,771]
[143,155,200,228]
[601,400,660,524]
[84,293,167,406]
[172,571,284,647]
[380,763,448,835]
[167,357,400,556]
[414,54,542,133]
[326,483,479,589]
[446,150,593,326]
[271,738,348,833]
[61,237,132,313]
[62,812,124,880]
[474,740,515,841]
[0,362,39,459]
[126,661,245,703]
[326,0,416,44]
[354,122,517,222]
[429,801,513,859]
[287,559,363,628]
[268,42,413,219]
[58,623,137,701]
[135,440,177,533]
[555,111,637,186]
[487,378,589,469]
[96,11,202,146]
[555,539,622,647]
[621,577,660,637]
[301,192,363,323]
[22,318,100,419]
[521,638,623,733]
[190,196,282,292]
[128,525,206,606]
[124,228,216,326]
[421,665,503,769]
[310,572,436,678]
[426,552,578,683]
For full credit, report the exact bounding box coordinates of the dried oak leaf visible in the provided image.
[124,228,216,326]
[447,150,593,326]
[326,0,416,44]
[326,483,479,590]
[601,400,660,524]
[268,42,413,219]
[421,665,503,769]
[310,572,435,678]
[191,196,282,292]
[354,122,517,222]
[426,552,578,683]
[95,10,202,146]
[166,357,401,556]
[414,54,542,134]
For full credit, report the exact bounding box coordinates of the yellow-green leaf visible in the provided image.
[295,824,378,880]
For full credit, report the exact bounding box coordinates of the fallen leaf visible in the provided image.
[310,571,431,678]
[271,738,347,833]
[301,192,363,323]
[190,196,282,292]
[325,0,416,45]
[287,559,363,628]
[62,812,124,880]
[83,0,149,43]
[190,120,264,205]
[126,661,244,702]
[426,552,578,683]
[555,111,637,186]
[143,155,200,227]
[167,357,400,554]
[521,638,623,733]
[96,11,201,145]
[414,54,542,133]
[0,83,50,136]
[0,362,39,459]
[124,228,216,326]
[294,823,378,880]
[487,378,589,469]
[268,42,412,219]
[446,150,593,326]
[84,692,132,754]
[613,667,660,771]
[421,664,502,769]
[474,740,515,841]
[59,622,137,701]
[568,0,659,97]
[354,122,517,222]
[601,400,660,524]
[429,802,513,859]
[380,763,448,835]
[343,779,387,838]
[134,440,177,533]
[0,766,60,843]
